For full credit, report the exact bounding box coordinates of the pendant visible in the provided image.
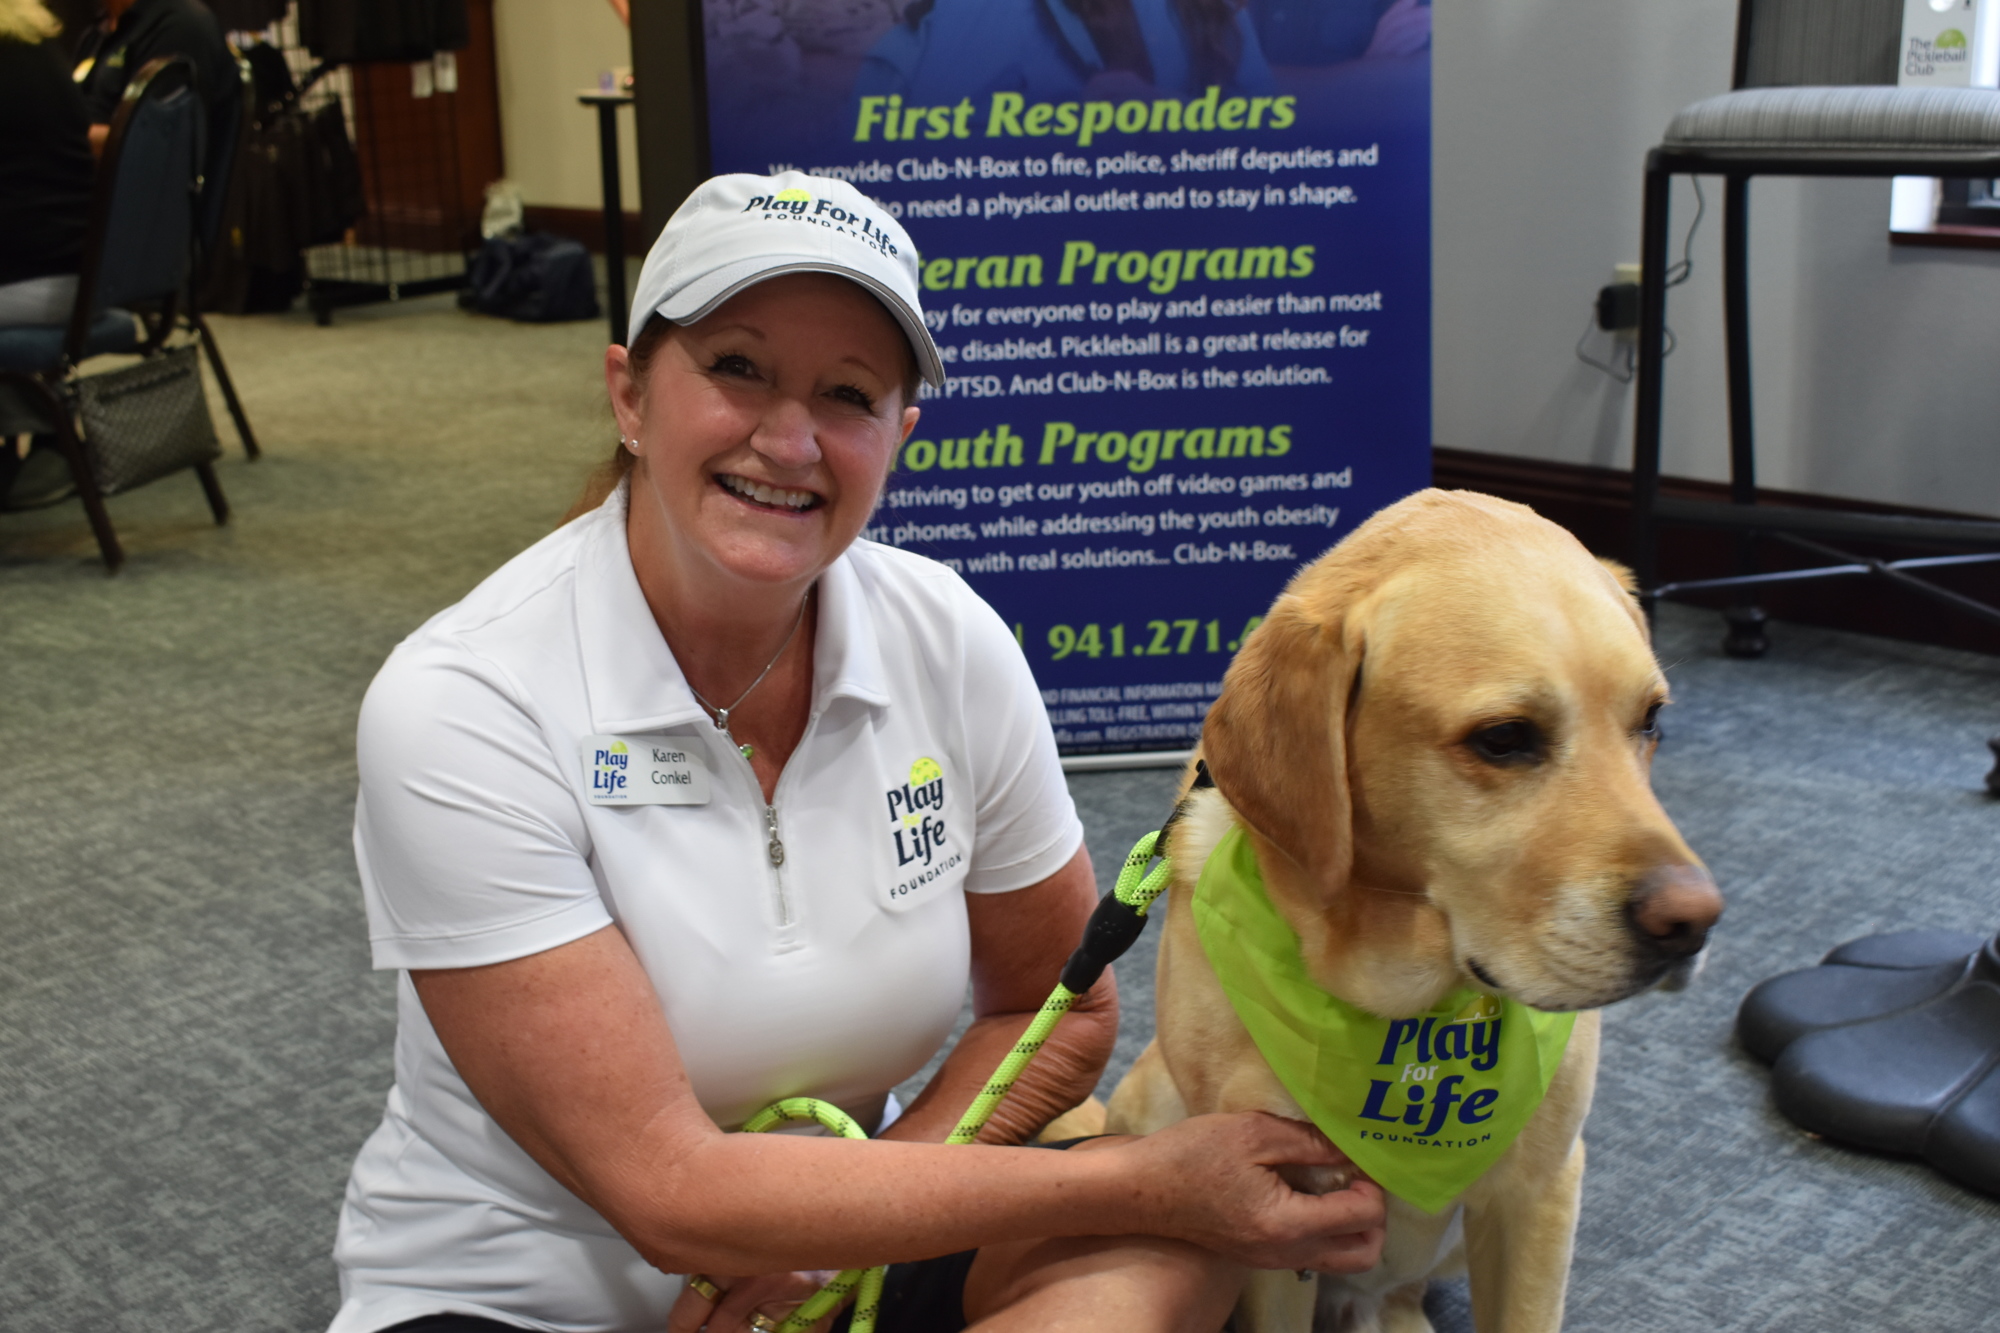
[739,744,755,760]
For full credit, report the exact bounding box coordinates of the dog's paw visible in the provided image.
[1314,1281,1433,1333]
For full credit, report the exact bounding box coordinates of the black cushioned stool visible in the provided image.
[1739,929,2000,1196]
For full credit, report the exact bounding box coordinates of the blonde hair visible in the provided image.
[0,0,62,43]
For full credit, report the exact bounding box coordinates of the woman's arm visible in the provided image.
[879,844,1115,1146]
[662,847,1109,1330]
[413,913,1383,1279]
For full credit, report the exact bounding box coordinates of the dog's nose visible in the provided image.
[1627,864,1723,958]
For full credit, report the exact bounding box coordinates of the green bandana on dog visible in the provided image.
[1191,826,1576,1214]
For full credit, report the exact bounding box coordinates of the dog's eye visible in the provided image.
[1640,702,1664,740]
[1466,720,1543,766]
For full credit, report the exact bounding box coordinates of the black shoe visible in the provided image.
[2,439,78,510]
[1740,932,2000,1198]
[1929,1060,2000,1196]
[1736,929,1984,1063]
[1772,977,2000,1155]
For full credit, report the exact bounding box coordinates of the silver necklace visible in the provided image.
[686,590,812,760]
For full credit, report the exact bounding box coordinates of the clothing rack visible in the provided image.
[302,57,472,323]
[227,3,475,324]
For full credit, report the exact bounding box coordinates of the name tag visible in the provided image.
[581,735,711,806]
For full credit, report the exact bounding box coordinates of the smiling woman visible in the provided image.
[327,171,1387,1333]
[607,273,922,775]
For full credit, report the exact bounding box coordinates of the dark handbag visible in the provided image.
[71,345,222,496]
[461,232,601,324]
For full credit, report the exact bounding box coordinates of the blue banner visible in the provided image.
[704,0,1430,753]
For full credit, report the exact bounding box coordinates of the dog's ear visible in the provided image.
[1199,588,1356,886]
[1595,556,1651,636]
[1597,557,1639,597]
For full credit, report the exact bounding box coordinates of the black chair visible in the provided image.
[0,56,228,572]
[1631,0,2000,657]
[186,51,261,460]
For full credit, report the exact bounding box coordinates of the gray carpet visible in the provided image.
[4,297,1999,1330]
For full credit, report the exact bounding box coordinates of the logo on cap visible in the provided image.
[739,189,901,259]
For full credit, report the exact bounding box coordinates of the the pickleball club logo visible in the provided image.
[591,741,630,799]
[886,756,947,867]
[1906,28,1970,78]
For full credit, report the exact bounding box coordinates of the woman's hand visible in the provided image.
[666,1270,841,1333]
[1114,1112,1387,1273]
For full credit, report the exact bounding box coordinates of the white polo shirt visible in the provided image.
[328,487,1083,1333]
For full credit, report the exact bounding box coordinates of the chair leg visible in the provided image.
[24,379,125,572]
[1632,153,1673,602]
[190,310,260,460]
[1720,174,1767,658]
[1722,176,1758,513]
[194,461,229,525]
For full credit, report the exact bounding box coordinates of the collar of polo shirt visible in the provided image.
[574,486,893,736]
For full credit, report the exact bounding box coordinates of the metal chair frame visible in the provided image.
[0,56,228,572]
[186,52,260,460]
[1632,2,2000,653]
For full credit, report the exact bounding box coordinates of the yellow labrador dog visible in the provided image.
[1105,489,1721,1333]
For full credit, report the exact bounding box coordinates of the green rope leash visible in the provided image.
[741,802,1191,1333]
[944,826,1172,1146]
[1114,827,1175,913]
[944,984,1078,1146]
[738,1098,888,1333]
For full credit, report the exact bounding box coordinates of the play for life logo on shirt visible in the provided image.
[883,756,964,905]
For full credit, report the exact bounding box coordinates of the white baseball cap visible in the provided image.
[626,171,944,388]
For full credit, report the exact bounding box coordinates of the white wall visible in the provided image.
[1434,0,2000,517]
[491,0,640,213]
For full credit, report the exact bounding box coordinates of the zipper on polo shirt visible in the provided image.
[763,803,792,926]
[730,741,795,933]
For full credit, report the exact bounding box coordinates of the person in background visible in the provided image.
[0,0,92,327]
[71,0,232,154]
[0,0,96,509]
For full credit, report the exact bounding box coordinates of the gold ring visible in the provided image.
[687,1274,723,1303]
[749,1315,783,1333]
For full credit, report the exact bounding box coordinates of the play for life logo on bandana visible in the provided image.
[741,187,905,263]
[1191,825,1576,1214]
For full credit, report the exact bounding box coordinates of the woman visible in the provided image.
[0,0,94,509]
[330,170,1384,1333]
[0,0,91,326]
[72,0,236,155]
